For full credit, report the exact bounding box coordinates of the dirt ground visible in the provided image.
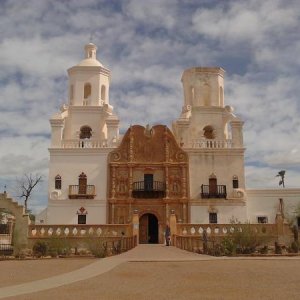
[0,258,95,288]
[3,259,300,300]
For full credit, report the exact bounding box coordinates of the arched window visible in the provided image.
[232,175,239,189]
[101,85,106,101]
[55,175,61,190]
[80,126,92,139]
[203,125,215,139]
[84,83,91,99]
[78,172,87,194]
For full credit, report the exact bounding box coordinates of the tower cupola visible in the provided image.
[67,43,110,106]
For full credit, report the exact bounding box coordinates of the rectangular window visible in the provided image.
[232,179,239,189]
[55,179,61,190]
[78,215,86,224]
[209,213,218,224]
[257,216,268,224]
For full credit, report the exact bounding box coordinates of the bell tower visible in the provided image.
[67,42,110,107]
[173,67,243,149]
[173,66,247,223]
[182,67,225,108]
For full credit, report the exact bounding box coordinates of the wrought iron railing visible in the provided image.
[0,244,13,255]
[201,184,227,199]
[69,185,95,199]
[132,181,166,198]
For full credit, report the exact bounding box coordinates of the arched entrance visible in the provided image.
[139,213,158,244]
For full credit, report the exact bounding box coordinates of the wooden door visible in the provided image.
[79,173,87,194]
[139,214,149,243]
[209,177,217,196]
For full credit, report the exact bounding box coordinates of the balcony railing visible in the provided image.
[201,184,227,199]
[191,139,232,149]
[69,185,96,199]
[62,139,108,149]
[132,181,166,198]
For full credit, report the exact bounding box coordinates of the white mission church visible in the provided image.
[36,43,300,243]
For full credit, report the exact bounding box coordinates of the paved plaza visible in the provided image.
[1,245,300,299]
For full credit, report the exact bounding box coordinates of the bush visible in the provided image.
[221,237,236,256]
[275,242,282,254]
[86,238,108,258]
[259,246,268,254]
[288,241,299,253]
[220,224,269,256]
[47,238,72,256]
[33,241,48,257]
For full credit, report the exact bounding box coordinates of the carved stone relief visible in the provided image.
[169,168,182,197]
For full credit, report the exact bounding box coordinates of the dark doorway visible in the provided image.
[297,217,300,228]
[139,213,158,244]
[144,174,153,191]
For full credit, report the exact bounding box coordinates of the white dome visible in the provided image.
[77,58,103,67]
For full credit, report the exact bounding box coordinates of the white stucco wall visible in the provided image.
[190,203,247,223]
[45,200,107,224]
[188,150,245,199]
[246,189,300,224]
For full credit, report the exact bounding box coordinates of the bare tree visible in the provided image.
[276,170,286,188]
[17,173,43,212]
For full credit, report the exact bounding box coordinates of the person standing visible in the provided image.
[165,224,171,246]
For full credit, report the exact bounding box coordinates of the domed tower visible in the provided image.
[50,43,119,148]
[45,43,120,225]
[173,67,247,224]
[67,43,110,107]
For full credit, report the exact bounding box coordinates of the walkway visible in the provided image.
[0,245,300,299]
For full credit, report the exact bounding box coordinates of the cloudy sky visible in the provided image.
[1,0,300,213]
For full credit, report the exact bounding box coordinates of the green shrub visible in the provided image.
[221,237,236,256]
[259,246,268,254]
[220,224,269,256]
[275,242,282,254]
[289,241,299,253]
[47,238,72,256]
[86,238,108,258]
[33,241,48,257]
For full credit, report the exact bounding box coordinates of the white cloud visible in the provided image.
[0,0,300,212]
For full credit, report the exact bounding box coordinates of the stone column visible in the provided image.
[111,166,116,199]
[181,165,187,198]
[132,210,139,244]
[165,166,169,199]
[231,121,244,148]
[129,167,133,198]
[183,204,187,223]
[169,210,177,245]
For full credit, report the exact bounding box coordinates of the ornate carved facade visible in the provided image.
[108,125,189,243]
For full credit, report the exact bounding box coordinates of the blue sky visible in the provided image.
[1,0,300,213]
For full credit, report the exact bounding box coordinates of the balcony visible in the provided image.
[62,139,108,149]
[69,185,96,199]
[132,181,166,198]
[191,139,232,149]
[201,184,227,199]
